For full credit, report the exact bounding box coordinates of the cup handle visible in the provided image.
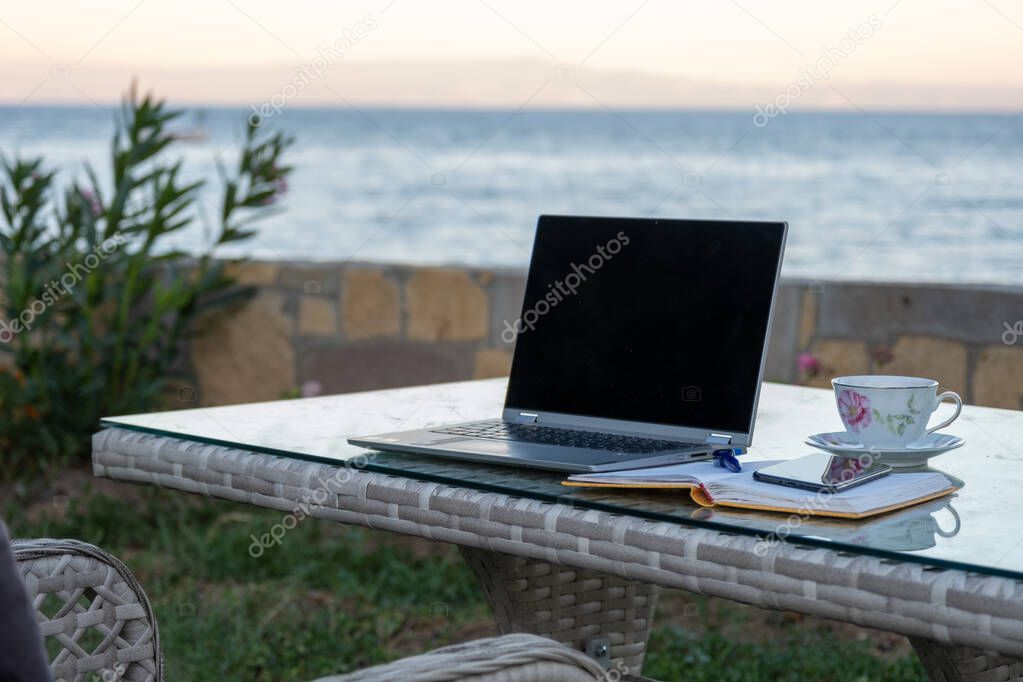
[935,505,961,538]
[925,391,962,435]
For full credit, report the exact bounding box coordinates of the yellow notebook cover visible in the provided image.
[561,461,960,520]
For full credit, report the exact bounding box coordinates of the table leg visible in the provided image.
[909,637,1023,681]
[459,546,659,676]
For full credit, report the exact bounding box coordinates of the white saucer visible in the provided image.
[805,431,965,468]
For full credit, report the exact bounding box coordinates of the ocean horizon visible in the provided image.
[2,105,1021,285]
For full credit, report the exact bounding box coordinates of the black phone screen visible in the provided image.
[754,453,891,492]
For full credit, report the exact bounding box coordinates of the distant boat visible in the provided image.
[172,109,210,142]
[170,130,208,142]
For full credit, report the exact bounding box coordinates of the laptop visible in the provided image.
[349,215,787,472]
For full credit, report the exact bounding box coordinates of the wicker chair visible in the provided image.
[13,539,162,682]
[13,539,608,682]
[315,634,608,682]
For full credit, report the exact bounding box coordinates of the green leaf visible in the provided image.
[0,81,285,478]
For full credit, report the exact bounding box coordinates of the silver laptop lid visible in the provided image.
[501,215,787,447]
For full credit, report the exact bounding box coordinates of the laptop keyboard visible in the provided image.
[433,420,698,454]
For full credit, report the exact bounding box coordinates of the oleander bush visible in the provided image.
[0,85,292,480]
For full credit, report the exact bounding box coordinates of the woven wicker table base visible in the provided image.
[910,638,1023,682]
[460,547,659,674]
[93,428,1023,681]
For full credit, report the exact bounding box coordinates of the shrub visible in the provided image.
[0,85,292,479]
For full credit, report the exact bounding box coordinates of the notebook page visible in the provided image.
[707,471,952,514]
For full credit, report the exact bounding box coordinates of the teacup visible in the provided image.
[832,375,962,448]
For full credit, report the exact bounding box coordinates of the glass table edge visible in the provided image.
[98,420,1023,582]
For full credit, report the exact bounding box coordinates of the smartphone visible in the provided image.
[753,453,892,493]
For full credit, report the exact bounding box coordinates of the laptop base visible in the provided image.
[348,421,713,473]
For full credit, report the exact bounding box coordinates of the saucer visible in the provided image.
[805,431,964,468]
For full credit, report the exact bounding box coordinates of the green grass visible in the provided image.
[3,481,926,681]
[646,627,924,682]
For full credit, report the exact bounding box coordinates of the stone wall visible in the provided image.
[184,261,526,406]
[182,261,1023,411]
[768,279,1023,409]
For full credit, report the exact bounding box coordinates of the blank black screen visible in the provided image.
[504,215,786,434]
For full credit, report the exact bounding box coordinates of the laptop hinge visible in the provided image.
[514,412,539,424]
[705,433,732,445]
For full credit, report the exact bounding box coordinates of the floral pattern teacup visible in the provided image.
[832,375,962,448]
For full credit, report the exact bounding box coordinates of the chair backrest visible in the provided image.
[13,539,163,682]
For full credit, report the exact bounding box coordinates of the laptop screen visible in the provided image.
[504,215,786,436]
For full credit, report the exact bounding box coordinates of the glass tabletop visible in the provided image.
[101,378,1023,580]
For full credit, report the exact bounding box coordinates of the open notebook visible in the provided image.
[563,460,959,519]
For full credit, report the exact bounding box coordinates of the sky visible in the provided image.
[2,0,1023,110]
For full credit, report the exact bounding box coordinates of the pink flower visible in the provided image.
[797,353,821,377]
[838,389,871,431]
[80,188,102,217]
[301,380,322,398]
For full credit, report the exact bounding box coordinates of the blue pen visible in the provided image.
[712,447,744,473]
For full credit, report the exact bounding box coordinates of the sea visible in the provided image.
[1,105,1021,285]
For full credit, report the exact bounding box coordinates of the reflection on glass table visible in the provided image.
[101,379,1023,580]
